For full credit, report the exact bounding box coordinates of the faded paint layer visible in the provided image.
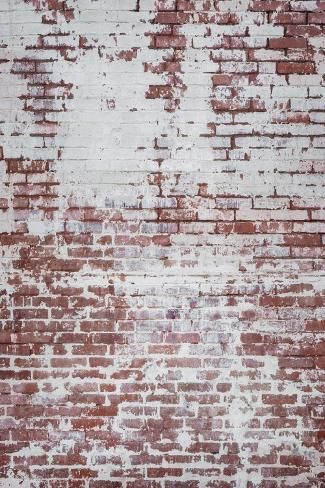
[0,0,324,486]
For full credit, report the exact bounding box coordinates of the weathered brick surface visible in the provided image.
[0,0,324,486]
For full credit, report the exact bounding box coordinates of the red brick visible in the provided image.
[262,394,297,405]
[277,62,315,74]
[250,1,289,11]
[155,35,186,48]
[271,12,306,24]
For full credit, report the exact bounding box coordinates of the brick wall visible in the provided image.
[0,0,324,486]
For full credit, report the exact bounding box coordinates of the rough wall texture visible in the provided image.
[0,0,325,486]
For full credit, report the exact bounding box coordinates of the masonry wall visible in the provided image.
[0,0,324,486]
